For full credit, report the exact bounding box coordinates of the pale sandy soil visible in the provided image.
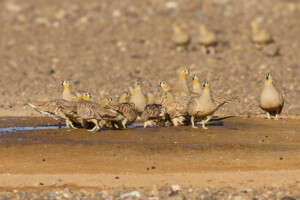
[0,116,299,192]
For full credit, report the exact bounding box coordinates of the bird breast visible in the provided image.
[172,33,190,45]
[260,85,282,110]
[130,92,147,112]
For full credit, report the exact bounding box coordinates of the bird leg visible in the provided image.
[144,121,149,128]
[66,119,77,129]
[99,120,107,128]
[201,46,207,54]
[81,119,88,129]
[172,118,179,126]
[204,116,212,124]
[202,119,208,129]
[121,118,128,129]
[88,119,100,132]
[191,116,197,128]
[207,47,215,55]
[275,113,279,120]
[266,112,271,120]
[57,121,62,129]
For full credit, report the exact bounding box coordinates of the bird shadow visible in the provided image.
[207,121,224,127]
[210,116,235,122]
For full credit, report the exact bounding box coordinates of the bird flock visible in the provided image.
[28,70,284,131]
[172,23,279,56]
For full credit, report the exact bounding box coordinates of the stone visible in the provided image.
[165,2,178,9]
[120,191,141,199]
[46,192,56,199]
[63,187,73,199]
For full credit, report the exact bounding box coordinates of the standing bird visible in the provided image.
[141,92,166,128]
[188,82,228,129]
[163,92,190,126]
[61,81,77,101]
[172,69,191,98]
[251,23,273,44]
[171,24,190,51]
[158,69,191,103]
[129,81,147,119]
[259,73,284,120]
[76,93,118,131]
[197,25,217,54]
[27,99,78,129]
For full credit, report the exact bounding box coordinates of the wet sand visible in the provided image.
[0,116,300,191]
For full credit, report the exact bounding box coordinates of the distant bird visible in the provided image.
[188,82,229,129]
[163,92,190,126]
[61,81,76,101]
[197,25,217,54]
[171,24,190,51]
[259,73,284,120]
[251,23,273,44]
[129,81,147,118]
[141,92,166,128]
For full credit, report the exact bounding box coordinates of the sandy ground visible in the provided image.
[0,0,300,198]
[0,0,299,118]
[0,116,299,192]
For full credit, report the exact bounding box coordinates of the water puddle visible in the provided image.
[0,125,66,134]
[0,117,27,121]
[272,148,298,151]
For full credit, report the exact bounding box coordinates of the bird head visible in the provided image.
[119,92,130,103]
[75,92,83,101]
[146,92,155,101]
[192,74,199,85]
[172,24,180,32]
[265,73,273,85]
[158,81,169,92]
[251,22,259,30]
[199,24,207,32]
[134,81,142,89]
[83,93,92,100]
[128,86,135,95]
[61,80,70,90]
[179,69,190,81]
[202,82,210,91]
[100,97,112,106]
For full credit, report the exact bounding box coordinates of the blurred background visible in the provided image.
[0,0,299,117]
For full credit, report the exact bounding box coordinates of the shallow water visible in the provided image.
[0,117,299,149]
[0,125,66,134]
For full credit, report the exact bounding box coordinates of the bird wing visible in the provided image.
[77,101,118,120]
[141,104,163,121]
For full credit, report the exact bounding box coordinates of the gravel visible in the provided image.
[0,0,299,118]
[0,186,299,200]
